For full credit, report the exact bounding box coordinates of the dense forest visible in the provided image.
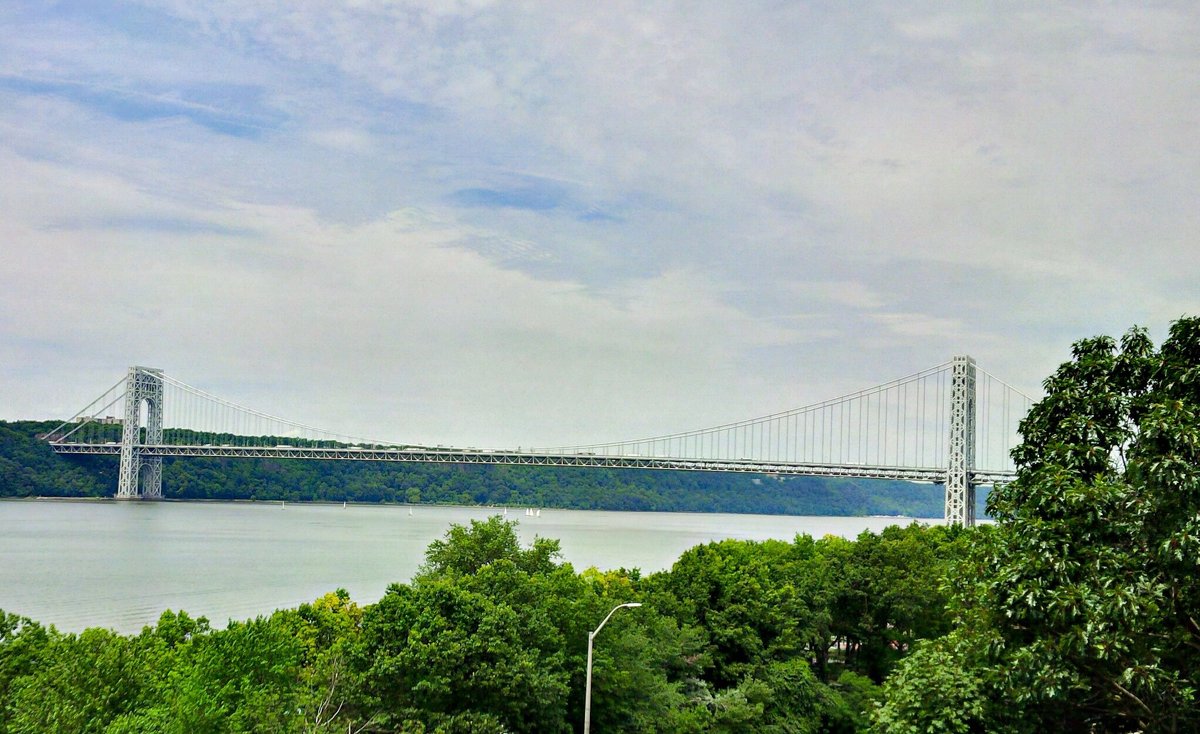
[0,420,978,517]
[3,317,1199,732]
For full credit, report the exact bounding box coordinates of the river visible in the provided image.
[0,499,937,633]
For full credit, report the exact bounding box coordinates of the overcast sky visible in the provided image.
[2,1,1198,448]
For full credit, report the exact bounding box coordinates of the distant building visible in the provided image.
[77,416,123,425]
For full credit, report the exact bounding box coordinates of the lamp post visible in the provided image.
[584,602,642,734]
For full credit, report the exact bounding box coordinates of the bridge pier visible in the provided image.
[116,366,164,500]
[945,355,977,526]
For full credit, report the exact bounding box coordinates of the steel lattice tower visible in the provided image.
[945,355,977,525]
[116,366,164,499]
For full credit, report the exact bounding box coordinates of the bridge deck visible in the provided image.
[49,443,1014,484]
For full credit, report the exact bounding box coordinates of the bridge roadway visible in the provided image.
[49,443,1015,485]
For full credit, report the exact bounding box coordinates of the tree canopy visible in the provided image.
[877,317,1200,734]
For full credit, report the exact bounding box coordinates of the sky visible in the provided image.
[2,1,1198,448]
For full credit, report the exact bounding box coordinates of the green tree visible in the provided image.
[420,515,560,577]
[155,615,304,733]
[4,626,164,734]
[354,517,710,733]
[878,317,1200,733]
[822,524,960,682]
[356,578,572,732]
[872,634,989,734]
[0,612,53,734]
[354,519,577,732]
[650,537,830,688]
[272,591,364,733]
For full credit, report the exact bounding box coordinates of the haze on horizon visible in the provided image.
[2,1,1198,448]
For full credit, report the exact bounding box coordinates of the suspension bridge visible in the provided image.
[43,357,1034,526]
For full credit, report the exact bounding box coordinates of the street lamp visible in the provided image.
[584,602,642,734]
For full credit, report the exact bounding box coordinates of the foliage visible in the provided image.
[647,523,962,694]
[0,421,113,497]
[822,670,881,734]
[822,524,965,681]
[876,317,1200,733]
[0,613,51,734]
[357,576,572,732]
[871,633,989,734]
[420,515,562,577]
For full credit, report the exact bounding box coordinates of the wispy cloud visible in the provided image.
[45,214,258,238]
[451,186,566,212]
[0,74,281,137]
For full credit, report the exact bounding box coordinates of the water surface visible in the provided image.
[0,499,935,633]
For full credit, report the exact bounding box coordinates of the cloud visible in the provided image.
[0,149,809,446]
[451,186,566,211]
[0,74,280,138]
[2,1,1199,448]
[47,215,257,238]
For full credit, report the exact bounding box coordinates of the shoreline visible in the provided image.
[0,494,933,520]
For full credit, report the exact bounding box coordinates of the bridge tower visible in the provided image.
[945,355,977,526]
[116,366,164,500]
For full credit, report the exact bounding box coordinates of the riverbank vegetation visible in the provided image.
[0,420,968,517]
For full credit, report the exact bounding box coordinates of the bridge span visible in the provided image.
[45,357,1032,526]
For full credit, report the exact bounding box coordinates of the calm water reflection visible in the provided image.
[0,499,937,633]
